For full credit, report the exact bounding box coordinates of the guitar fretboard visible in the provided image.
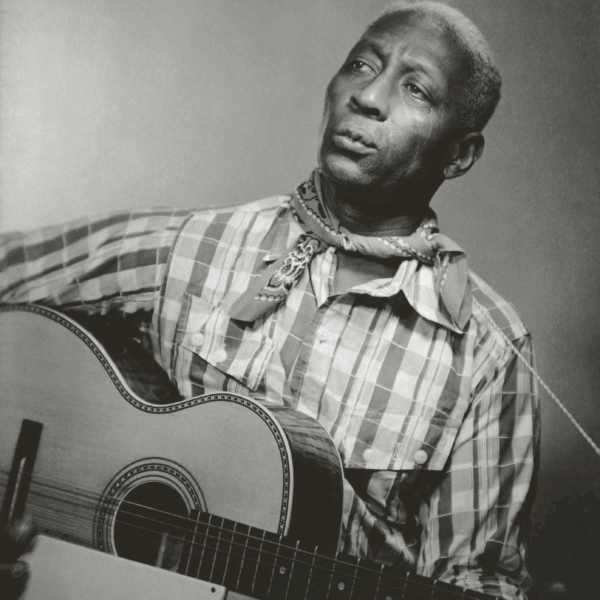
[179,511,495,600]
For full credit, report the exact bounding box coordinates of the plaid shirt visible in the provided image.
[0,194,539,600]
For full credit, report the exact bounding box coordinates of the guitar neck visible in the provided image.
[180,511,495,600]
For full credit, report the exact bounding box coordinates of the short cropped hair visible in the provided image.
[366,1,502,131]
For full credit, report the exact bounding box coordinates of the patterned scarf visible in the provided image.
[230,170,471,329]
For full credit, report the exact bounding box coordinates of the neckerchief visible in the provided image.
[230,170,471,330]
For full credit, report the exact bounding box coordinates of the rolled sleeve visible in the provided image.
[0,209,188,315]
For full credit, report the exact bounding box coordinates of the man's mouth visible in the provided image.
[332,126,378,154]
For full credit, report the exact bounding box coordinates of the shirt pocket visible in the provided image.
[344,409,464,472]
[177,292,276,392]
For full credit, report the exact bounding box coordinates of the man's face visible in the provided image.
[318,14,468,199]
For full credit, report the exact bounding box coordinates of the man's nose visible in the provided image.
[349,75,391,120]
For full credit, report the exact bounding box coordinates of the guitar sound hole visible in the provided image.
[113,482,189,570]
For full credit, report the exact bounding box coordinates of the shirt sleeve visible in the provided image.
[0,209,189,315]
[338,334,539,600]
[417,334,540,600]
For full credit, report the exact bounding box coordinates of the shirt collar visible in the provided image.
[262,201,471,334]
[322,255,470,335]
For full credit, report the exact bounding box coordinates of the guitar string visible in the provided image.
[18,505,468,600]
[0,466,495,600]
[24,504,485,600]
[2,472,490,600]
[0,481,485,600]
[17,515,490,600]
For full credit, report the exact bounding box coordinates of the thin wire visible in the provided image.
[473,297,600,457]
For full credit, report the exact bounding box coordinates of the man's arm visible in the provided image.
[417,334,540,600]
[0,209,188,313]
[0,208,191,598]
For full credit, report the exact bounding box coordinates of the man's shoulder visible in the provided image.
[469,270,530,343]
[191,194,292,217]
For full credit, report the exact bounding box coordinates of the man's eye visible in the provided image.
[404,83,428,101]
[348,59,374,73]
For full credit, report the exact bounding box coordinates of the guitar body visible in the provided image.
[1,304,494,600]
[0,305,342,578]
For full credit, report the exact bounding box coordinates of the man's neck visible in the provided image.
[318,175,434,238]
[333,250,400,295]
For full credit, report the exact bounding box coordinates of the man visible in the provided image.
[0,2,539,599]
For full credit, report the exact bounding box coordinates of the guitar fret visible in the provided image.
[221,519,259,595]
[218,519,238,589]
[186,514,200,576]
[178,508,200,577]
[324,553,335,599]
[208,515,225,585]
[351,557,384,600]
[234,522,251,591]
[252,530,266,597]
[283,540,300,600]
[328,554,359,600]
[284,540,326,600]
[346,559,358,600]
[348,568,357,600]
[193,514,210,582]
[250,528,280,599]
[305,551,336,600]
[233,524,262,596]
[373,563,384,600]
[221,523,233,584]
[196,514,220,584]
[265,537,305,600]
[371,562,407,600]
[303,546,317,600]
[266,535,282,598]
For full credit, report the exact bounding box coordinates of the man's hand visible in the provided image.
[0,516,37,600]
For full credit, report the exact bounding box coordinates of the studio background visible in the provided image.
[1,0,599,597]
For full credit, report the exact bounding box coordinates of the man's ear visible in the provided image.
[443,132,485,180]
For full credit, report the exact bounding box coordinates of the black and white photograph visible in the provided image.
[1,2,599,599]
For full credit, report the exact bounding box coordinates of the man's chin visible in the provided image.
[318,153,375,190]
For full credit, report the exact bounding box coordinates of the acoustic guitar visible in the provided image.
[0,304,496,600]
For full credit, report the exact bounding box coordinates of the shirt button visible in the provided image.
[363,449,375,462]
[191,332,204,346]
[317,330,329,342]
[213,348,228,364]
[414,450,428,465]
